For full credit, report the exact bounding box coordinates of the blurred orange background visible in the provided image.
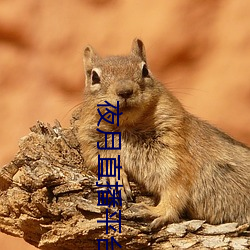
[1,1,250,249]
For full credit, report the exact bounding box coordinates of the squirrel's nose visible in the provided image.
[116,88,133,99]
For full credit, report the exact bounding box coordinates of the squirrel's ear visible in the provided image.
[83,46,99,86]
[131,38,147,63]
[83,45,98,71]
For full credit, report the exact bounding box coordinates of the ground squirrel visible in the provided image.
[78,38,250,229]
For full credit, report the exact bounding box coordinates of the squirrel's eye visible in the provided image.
[91,70,100,85]
[142,63,149,78]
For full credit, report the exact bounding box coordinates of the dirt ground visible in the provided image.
[0,1,250,249]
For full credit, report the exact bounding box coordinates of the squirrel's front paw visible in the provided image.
[126,202,156,221]
[150,216,169,230]
[127,203,180,230]
[128,205,170,230]
[106,170,132,203]
[129,202,150,213]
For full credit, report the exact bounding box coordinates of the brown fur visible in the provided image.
[78,39,250,229]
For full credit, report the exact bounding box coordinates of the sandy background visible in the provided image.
[0,1,250,249]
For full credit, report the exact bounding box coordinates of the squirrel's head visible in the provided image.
[83,39,160,126]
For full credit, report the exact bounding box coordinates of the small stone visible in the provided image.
[202,222,238,235]
[202,235,229,248]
